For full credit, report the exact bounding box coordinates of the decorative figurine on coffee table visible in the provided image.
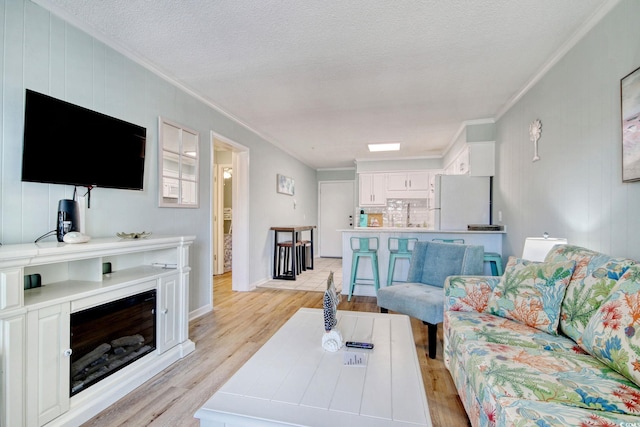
[322,272,343,352]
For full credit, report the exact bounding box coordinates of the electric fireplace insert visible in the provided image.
[70,290,156,396]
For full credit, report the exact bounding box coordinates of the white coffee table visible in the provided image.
[194,308,432,427]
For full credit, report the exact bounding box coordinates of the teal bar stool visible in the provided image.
[349,237,380,301]
[387,237,418,287]
[484,252,503,276]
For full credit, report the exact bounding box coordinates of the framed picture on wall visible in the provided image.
[277,174,295,195]
[621,65,640,182]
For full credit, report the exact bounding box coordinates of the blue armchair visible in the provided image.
[377,241,484,359]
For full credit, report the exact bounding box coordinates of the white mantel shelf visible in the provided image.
[0,235,195,268]
[0,234,196,427]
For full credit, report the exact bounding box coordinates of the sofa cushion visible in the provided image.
[496,397,640,427]
[445,311,585,358]
[445,276,500,313]
[583,265,640,388]
[486,257,575,335]
[449,326,640,420]
[545,245,635,344]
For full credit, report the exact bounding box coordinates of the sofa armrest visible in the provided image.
[444,275,502,313]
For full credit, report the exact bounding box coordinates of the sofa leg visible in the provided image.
[424,322,437,359]
[380,307,388,313]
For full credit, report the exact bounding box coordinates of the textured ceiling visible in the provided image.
[36,0,617,169]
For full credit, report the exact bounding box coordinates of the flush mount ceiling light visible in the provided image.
[368,142,400,152]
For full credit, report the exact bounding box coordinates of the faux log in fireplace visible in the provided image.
[70,290,157,396]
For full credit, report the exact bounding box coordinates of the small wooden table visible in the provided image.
[271,225,316,280]
[194,308,432,427]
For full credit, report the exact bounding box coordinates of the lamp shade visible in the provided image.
[522,237,568,262]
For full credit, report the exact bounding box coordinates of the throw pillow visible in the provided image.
[582,265,640,388]
[486,257,576,335]
[546,245,635,344]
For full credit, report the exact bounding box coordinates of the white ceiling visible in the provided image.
[36,0,618,169]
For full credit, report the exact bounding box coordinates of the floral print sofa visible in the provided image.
[443,244,640,426]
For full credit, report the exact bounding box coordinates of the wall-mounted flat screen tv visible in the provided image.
[22,89,147,190]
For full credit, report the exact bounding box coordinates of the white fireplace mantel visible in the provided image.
[0,235,196,427]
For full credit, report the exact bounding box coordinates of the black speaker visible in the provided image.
[57,199,80,242]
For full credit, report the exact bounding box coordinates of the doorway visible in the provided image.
[318,181,354,257]
[213,163,232,275]
[211,132,250,298]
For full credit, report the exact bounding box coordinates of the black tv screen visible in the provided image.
[22,89,147,190]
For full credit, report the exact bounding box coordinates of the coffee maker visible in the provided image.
[57,199,80,242]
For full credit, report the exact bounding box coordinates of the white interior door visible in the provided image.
[319,181,354,257]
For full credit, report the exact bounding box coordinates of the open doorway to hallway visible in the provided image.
[213,156,233,276]
[211,132,250,298]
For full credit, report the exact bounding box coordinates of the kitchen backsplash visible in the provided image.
[362,199,431,228]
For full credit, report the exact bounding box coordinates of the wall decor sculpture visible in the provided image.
[529,119,542,162]
[622,65,640,182]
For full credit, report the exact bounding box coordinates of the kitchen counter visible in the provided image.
[348,227,505,233]
[340,228,505,298]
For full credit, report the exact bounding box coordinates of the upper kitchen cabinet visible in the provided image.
[359,173,386,206]
[386,171,430,198]
[446,142,495,176]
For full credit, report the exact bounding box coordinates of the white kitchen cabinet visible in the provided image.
[446,142,495,176]
[386,171,430,198]
[359,173,386,206]
[386,171,429,191]
[26,303,70,427]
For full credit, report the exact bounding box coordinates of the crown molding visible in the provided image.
[495,0,622,120]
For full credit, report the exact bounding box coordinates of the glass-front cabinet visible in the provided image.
[159,118,199,207]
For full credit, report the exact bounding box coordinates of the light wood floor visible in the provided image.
[83,271,470,427]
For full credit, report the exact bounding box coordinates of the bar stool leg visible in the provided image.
[387,254,396,287]
[372,254,380,294]
[349,255,360,302]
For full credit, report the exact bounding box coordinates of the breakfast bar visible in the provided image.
[341,228,505,298]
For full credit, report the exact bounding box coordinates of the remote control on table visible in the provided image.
[345,341,374,349]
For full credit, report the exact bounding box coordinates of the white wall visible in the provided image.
[0,0,317,313]
[494,0,640,260]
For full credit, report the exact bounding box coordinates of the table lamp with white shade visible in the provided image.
[522,233,568,262]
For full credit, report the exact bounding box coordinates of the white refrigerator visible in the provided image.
[431,175,491,230]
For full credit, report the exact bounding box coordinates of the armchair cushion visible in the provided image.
[378,241,485,325]
[406,241,485,287]
[377,282,447,325]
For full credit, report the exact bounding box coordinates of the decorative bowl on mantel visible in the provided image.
[116,231,152,240]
